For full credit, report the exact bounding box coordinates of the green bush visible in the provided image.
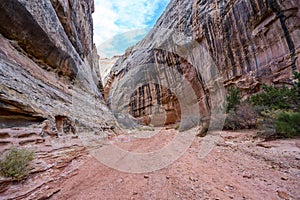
[291,72,300,110]
[249,84,293,110]
[275,111,300,138]
[224,87,260,130]
[226,86,241,112]
[224,72,300,135]
[249,72,300,111]
[255,108,282,138]
[0,147,34,181]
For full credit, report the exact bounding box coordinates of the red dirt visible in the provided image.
[51,129,300,200]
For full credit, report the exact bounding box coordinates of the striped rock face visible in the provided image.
[0,1,117,198]
[104,0,300,126]
[0,0,116,131]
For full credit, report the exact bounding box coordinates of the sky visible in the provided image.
[93,0,170,58]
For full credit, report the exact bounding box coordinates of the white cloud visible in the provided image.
[97,28,150,58]
[93,0,169,47]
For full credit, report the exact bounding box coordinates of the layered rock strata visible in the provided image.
[104,0,300,126]
[0,0,116,198]
[0,0,116,132]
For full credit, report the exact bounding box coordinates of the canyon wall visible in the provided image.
[99,56,122,86]
[104,0,300,127]
[0,0,116,198]
[0,0,116,132]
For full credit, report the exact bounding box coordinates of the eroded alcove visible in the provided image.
[128,83,181,127]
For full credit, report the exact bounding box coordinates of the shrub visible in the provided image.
[291,72,300,110]
[224,72,300,134]
[223,103,259,130]
[226,86,241,112]
[224,87,259,130]
[255,109,282,139]
[249,84,293,110]
[275,111,300,138]
[0,147,34,181]
[250,72,300,110]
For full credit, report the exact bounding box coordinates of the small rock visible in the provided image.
[242,175,252,179]
[116,178,123,183]
[271,165,276,169]
[277,190,289,199]
[189,177,198,182]
[166,176,170,179]
[226,185,234,190]
[220,188,226,192]
[216,142,228,147]
[225,141,235,146]
[132,192,138,195]
[144,175,149,179]
[196,122,209,137]
[256,143,272,148]
[242,174,252,179]
[281,176,288,181]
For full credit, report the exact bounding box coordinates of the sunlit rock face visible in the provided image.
[99,56,122,86]
[0,1,117,198]
[105,0,300,126]
[0,0,116,130]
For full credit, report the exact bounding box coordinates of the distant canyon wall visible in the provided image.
[104,0,300,126]
[99,56,122,86]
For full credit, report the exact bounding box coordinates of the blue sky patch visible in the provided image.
[93,0,170,58]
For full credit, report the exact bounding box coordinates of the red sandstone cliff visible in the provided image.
[104,0,300,126]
